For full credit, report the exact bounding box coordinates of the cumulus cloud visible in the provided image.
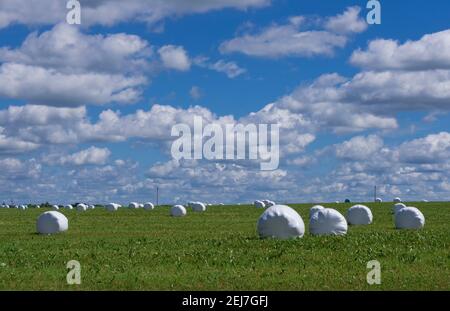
[0,129,40,154]
[0,63,146,107]
[220,6,366,58]
[0,0,270,29]
[276,68,450,125]
[52,146,111,166]
[324,6,367,34]
[0,158,41,180]
[275,73,398,133]
[158,45,191,71]
[351,29,450,71]
[397,132,450,164]
[335,135,384,160]
[0,23,152,74]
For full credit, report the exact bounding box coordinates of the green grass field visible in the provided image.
[0,202,448,290]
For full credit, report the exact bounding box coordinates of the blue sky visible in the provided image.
[0,0,449,205]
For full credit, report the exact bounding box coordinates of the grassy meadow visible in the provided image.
[0,202,448,290]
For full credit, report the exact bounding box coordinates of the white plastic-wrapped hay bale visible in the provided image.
[335,201,340,204]
[263,200,275,207]
[346,205,373,225]
[254,200,266,208]
[309,205,325,219]
[76,203,87,212]
[65,204,73,210]
[309,208,348,236]
[36,211,68,234]
[88,204,95,210]
[36,205,41,209]
[105,203,120,212]
[128,202,140,209]
[19,205,27,210]
[393,203,407,214]
[52,205,60,211]
[171,205,186,217]
[395,207,425,229]
[393,197,402,203]
[257,205,305,239]
[144,202,154,210]
[375,198,383,203]
[192,202,206,212]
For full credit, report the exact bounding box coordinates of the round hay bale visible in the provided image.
[36,211,68,235]
[65,204,73,210]
[88,204,95,209]
[346,205,373,225]
[309,208,348,236]
[375,198,383,203]
[144,202,154,210]
[393,203,407,214]
[76,203,87,212]
[393,197,402,203]
[128,202,140,209]
[254,200,266,208]
[192,202,206,212]
[257,205,305,240]
[309,205,325,219]
[19,205,27,210]
[395,207,425,229]
[171,205,186,217]
[52,205,59,211]
[264,200,276,207]
[105,203,119,212]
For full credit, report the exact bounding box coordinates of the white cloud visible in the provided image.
[397,132,450,164]
[0,63,146,107]
[194,57,246,78]
[351,29,450,71]
[0,158,41,179]
[335,135,384,160]
[0,0,270,29]
[0,129,40,154]
[57,146,111,166]
[220,7,366,58]
[324,6,367,34]
[158,45,191,71]
[0,23,152,74]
